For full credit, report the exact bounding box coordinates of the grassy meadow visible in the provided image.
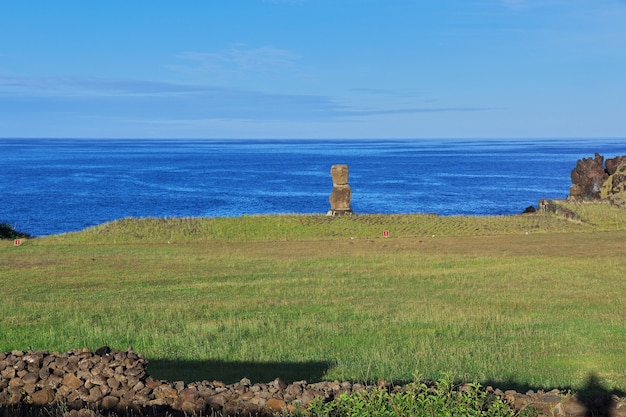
[2,200,626,395]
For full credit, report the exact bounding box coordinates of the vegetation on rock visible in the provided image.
[0,222,31,239]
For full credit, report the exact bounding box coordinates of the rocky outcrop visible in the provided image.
[605,156,626,176]
[3,348,626,417]
[327,164,353,216]
[569,153,609,200]
[569,153,626,207]
[601,158,626,208]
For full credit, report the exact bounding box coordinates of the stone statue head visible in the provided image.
[331,164,349,186]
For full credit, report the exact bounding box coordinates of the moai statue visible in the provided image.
[328,164,353,216]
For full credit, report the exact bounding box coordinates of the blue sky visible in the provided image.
[1,0,625,139]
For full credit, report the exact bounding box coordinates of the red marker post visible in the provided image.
[383,230,389,238]
[14,239,22,246]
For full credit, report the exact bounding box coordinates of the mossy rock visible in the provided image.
[602,163,626,207]
[600,179,612,200]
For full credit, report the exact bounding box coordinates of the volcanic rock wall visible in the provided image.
[2,348,626,417]
[0,347,351,416]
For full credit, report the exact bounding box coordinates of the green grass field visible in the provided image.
[2,201,626,396]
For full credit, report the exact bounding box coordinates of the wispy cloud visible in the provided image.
[0,74,495,128]
[339,107,498,117]
[0,76,209,97]
[170,45,303,81]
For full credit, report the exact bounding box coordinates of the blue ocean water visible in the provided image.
[1,138,624,237]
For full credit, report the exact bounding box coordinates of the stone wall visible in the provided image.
[2,348,626,417]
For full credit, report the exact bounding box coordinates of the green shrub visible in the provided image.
[307,376,536,417]
[0,222,32,239]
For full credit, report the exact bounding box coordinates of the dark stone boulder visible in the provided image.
[605,155,626,176]
[568,153,626,207]
[569,153,607,200]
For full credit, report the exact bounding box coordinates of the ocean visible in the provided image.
[1,138,624,237]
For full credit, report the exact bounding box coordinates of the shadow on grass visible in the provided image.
[147,358,333,385]
[484,373,626,417]
[570,373,626,417]
[484,372,625,397]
